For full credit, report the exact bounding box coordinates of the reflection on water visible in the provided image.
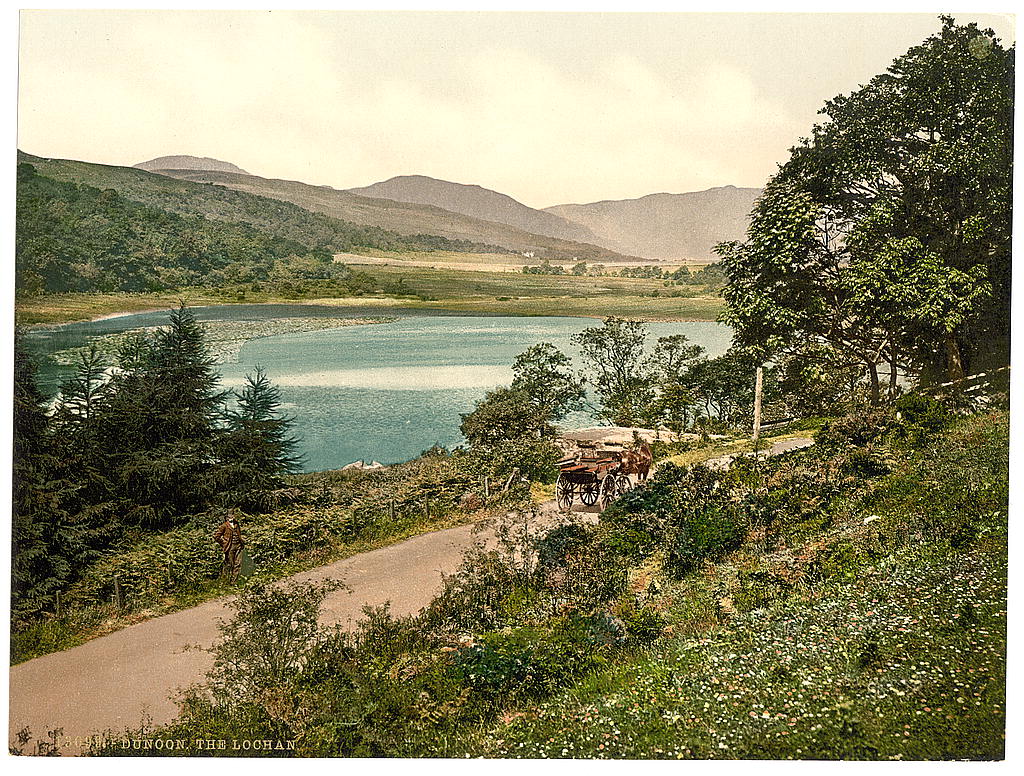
[267,365,512,390]
[24,306,733,472]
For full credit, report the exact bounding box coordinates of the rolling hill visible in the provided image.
[545,186,762,262]
[346,175,603,246]
[17,151,507,258]
[151,168,641,263]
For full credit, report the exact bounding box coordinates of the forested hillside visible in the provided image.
[16,163,326,294]
[16,152,507,295]
[154,167,641,263]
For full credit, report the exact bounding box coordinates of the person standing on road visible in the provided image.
[214,508,244,583]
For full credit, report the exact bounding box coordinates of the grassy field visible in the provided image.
[353,264,724,320]
[453,412,1009,760]
[338,249,712,271]
[16,265,725,326]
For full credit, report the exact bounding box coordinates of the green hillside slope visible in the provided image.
[87,405,1006,760]
[18,152,507,259]
[154,168,642,264]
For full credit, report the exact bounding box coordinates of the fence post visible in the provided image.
[425,500,431,521]
[483,475,490,502]
[389,499,396,522]
[55,591,61,619]
[113,575,124,612]
[752,366,764,448]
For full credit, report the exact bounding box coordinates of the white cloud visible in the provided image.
[17,10,1015,206]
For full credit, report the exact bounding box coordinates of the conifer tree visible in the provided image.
[218,366,301,506]
[11,333,91,618]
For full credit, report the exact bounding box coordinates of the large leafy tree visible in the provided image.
[510,343,585,421]
[571,317,653,426]
[718,17,1012,398]
[460,387,553,448]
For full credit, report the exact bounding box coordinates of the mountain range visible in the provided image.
[545,187,762,261]
[36,152,762,263]
[148,167,633,263]
[347,175,604,246]
[344,173,760,261]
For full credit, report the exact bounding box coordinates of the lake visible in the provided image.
[24,305,733,472]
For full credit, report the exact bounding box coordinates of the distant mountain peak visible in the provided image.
[134,155,249,175]
[345,175,604,246]
[544,185,762,262]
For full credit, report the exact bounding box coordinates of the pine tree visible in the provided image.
[96,304,227,525]
[11,333,91,618]
[218,365,301,507]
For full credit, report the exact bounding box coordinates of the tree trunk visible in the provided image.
[867,361,880,406]
[888,349,899,402]
[945,335,966,383]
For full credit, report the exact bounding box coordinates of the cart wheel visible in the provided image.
[600,475,618,510]
[555,476,575,511]
[616,474,633,495]
[579,480,600,506]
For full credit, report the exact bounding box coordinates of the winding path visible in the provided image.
[8,437,812,753]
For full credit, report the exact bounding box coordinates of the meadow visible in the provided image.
[16,264,725,326]
[80,403,1007,760]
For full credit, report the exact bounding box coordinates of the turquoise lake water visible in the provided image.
[25,305,733,472]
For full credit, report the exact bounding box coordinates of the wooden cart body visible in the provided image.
[554,450,633,511]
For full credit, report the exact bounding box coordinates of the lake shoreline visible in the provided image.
[31,301,720,328]
[26,311,733,473]
[18,292,723,328]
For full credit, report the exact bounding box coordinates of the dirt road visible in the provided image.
[8,437,811,752]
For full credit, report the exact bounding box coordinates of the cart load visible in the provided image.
[554,446,633,511]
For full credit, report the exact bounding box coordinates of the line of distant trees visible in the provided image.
[522,259,726,286]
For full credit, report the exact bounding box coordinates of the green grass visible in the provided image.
[461,540,1005,759]
[16,266,724,326]
[9,506,477,666]
[72,410,1006,760]
[450,413,1008,760]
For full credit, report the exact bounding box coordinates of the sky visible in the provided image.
[17,10,1016,209]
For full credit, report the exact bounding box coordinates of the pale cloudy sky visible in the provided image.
[17,10,1015,208]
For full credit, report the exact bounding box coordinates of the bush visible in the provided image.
[456,618,606,701]
[483,437,561,484]
[666,504,744,576]
[892,394,952,447]
[63,507,351,610]
[815,411,892,452]
[613,598,665,644]
[534,524,592,573]
[805,539,875,584]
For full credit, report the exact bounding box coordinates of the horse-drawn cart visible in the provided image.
[554,450,634,511]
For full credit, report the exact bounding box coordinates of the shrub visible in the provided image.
[484,437,561,484]
[892,394,952,447]
[815,411,892,453]
[613,598,665,644]
[665,504,744,576]
[456,618,605,701]
[733,567,793,612]
[843,447,892,477]
[804,539,874,584]
[534,524,592,573]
